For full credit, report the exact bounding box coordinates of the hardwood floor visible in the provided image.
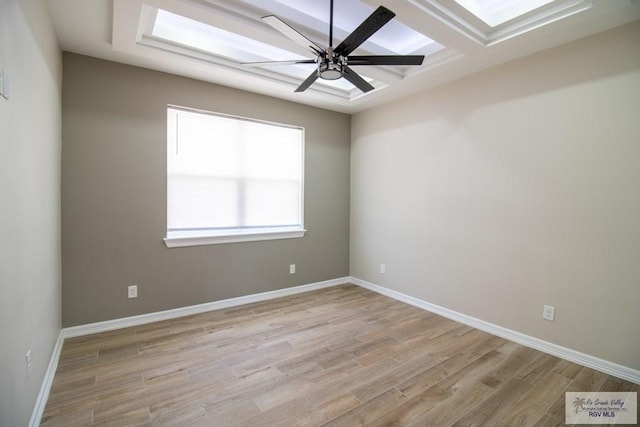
[41,284,638,426]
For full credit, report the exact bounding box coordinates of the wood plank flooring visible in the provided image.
[41,284,638,426]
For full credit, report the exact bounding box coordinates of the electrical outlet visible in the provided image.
[380,263,386,274]
[542,305,555,322]
[289,264,295,275]
[128,285,138,299]
[26,350,32,378]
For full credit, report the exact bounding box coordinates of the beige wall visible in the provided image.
[61,53,350,327]
[0,0,62,425]
[350,22,640,370]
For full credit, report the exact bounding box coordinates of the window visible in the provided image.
[164,106,305,247]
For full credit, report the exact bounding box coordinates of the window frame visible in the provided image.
[164,105,306,248]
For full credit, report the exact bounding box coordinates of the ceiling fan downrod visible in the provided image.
[329,0,334,48]
[319,0,343,80]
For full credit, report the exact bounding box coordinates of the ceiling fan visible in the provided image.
[243,0,425,93]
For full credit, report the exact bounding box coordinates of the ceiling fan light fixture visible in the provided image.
[318,61,343,80]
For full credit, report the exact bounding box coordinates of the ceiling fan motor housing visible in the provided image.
[318,49,345,80]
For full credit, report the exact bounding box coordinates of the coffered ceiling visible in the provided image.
[48,0,640,113]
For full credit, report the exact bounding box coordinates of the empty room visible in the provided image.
[1,0,639,425]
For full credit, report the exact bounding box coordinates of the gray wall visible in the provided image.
[0,0,62,425]
[350,22,640,370]
[62,53,350,327]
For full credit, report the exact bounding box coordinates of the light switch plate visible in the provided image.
[128,285,138,299]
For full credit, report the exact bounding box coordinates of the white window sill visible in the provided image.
[164,228,307,248]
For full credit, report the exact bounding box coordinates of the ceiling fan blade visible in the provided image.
[342,66,375,93]
[347,55,424,66]
[262,15,323,54]
[295,70,319,92]
[334,6,395,57]
[242,59,316,66]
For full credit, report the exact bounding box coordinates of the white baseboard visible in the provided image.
[29,330,64,427]
[62,277,350,338]
[31,277,349,426]
[33,274,639,426]
[350,276,640,385]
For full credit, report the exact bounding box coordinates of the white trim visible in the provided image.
[32,277,347,425]
[32,274,639,427]
[164,228,306,248]
[29,331,64,427]
[408,0,592,47]
[62,277,348,338]
[350,276,640,385]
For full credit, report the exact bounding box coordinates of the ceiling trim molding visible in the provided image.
[113,0,405,104]
[407,0,593,47]
[44,0,638,113]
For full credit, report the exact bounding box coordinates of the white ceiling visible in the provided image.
[48,0,640,113]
